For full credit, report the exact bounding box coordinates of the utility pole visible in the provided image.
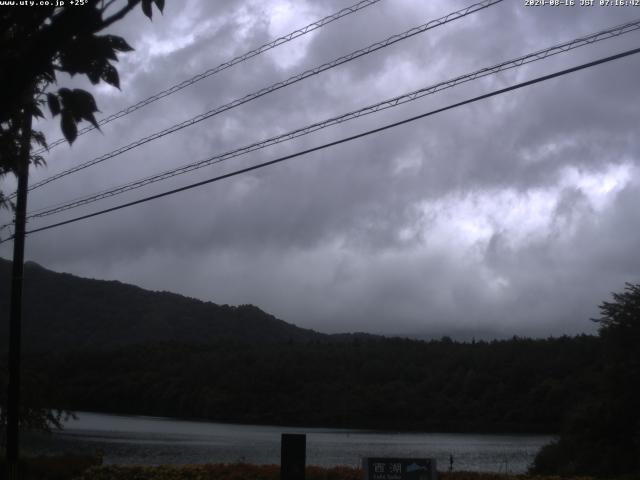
[6,103,33,480]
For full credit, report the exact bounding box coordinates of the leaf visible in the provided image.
[141,0,153,19]
[32,105,45,119]
[103,45,118,62]
[41,65,56,84]
[55,89,100,132]
[31,130,48,150]
[79,38,116,64]
[84,112,100,130]
[91,36,120,62]
[86,64,101,84]
[101,64,120,89]
[71,89,98,115]
[58,40,95,76]
[47,93,61,117]
[153,0,165,13]
[106,35,134,52]
[61,110,77,144]
[58,88,71,100]
[30,154,46,167]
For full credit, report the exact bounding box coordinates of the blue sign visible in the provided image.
[363,458,437,480]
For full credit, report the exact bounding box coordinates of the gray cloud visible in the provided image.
[2,0,640,339]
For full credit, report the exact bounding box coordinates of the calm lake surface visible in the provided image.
[24,412,554,474]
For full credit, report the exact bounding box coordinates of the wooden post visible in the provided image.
[281,433,306,480]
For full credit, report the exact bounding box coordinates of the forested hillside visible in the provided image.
[19,335,601,434]
[0,258,603,434]
[0,258,325,351]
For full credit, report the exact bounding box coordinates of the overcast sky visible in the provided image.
[2,0,639,338]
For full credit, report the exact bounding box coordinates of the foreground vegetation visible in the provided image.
[0,458,604,480]
[0,454,101,480]
[73,464,600,480]
[529,284,640,477]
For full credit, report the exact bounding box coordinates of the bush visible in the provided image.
[71,464,599,480]
[0,453,101,480]
[74,464,363,480]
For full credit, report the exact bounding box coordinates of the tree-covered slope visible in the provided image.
[0,258,606,435]
[21,334,601,434]
[0,258,325,351]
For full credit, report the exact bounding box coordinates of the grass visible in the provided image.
[0,457,607,480]
[0,453,102,480]
[72,464,598,480]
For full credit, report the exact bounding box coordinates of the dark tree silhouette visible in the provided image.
[0,0,165,207]
[0,1,165,476]
[531,283,640,477]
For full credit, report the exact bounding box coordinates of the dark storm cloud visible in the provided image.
[2,0,640,337]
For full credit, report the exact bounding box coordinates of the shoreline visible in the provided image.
[58,410,560,437]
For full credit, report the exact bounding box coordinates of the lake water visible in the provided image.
[23,412,554,474]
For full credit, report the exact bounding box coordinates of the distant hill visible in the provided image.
[0,259,605,434]
[0,258,329,352]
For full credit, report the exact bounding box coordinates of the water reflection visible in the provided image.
[23,412,554,473]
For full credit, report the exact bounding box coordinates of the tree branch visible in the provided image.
[100,0,141,31]
[102,0,119,13]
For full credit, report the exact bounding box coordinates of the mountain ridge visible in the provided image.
[0,259,604,435]
[0,257,340,352]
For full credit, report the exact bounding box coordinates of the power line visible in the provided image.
[0,223,13,244]
[18,0,502,197]
[25,18,640,220]
[7,45,638,242]
[31,0,385,156]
